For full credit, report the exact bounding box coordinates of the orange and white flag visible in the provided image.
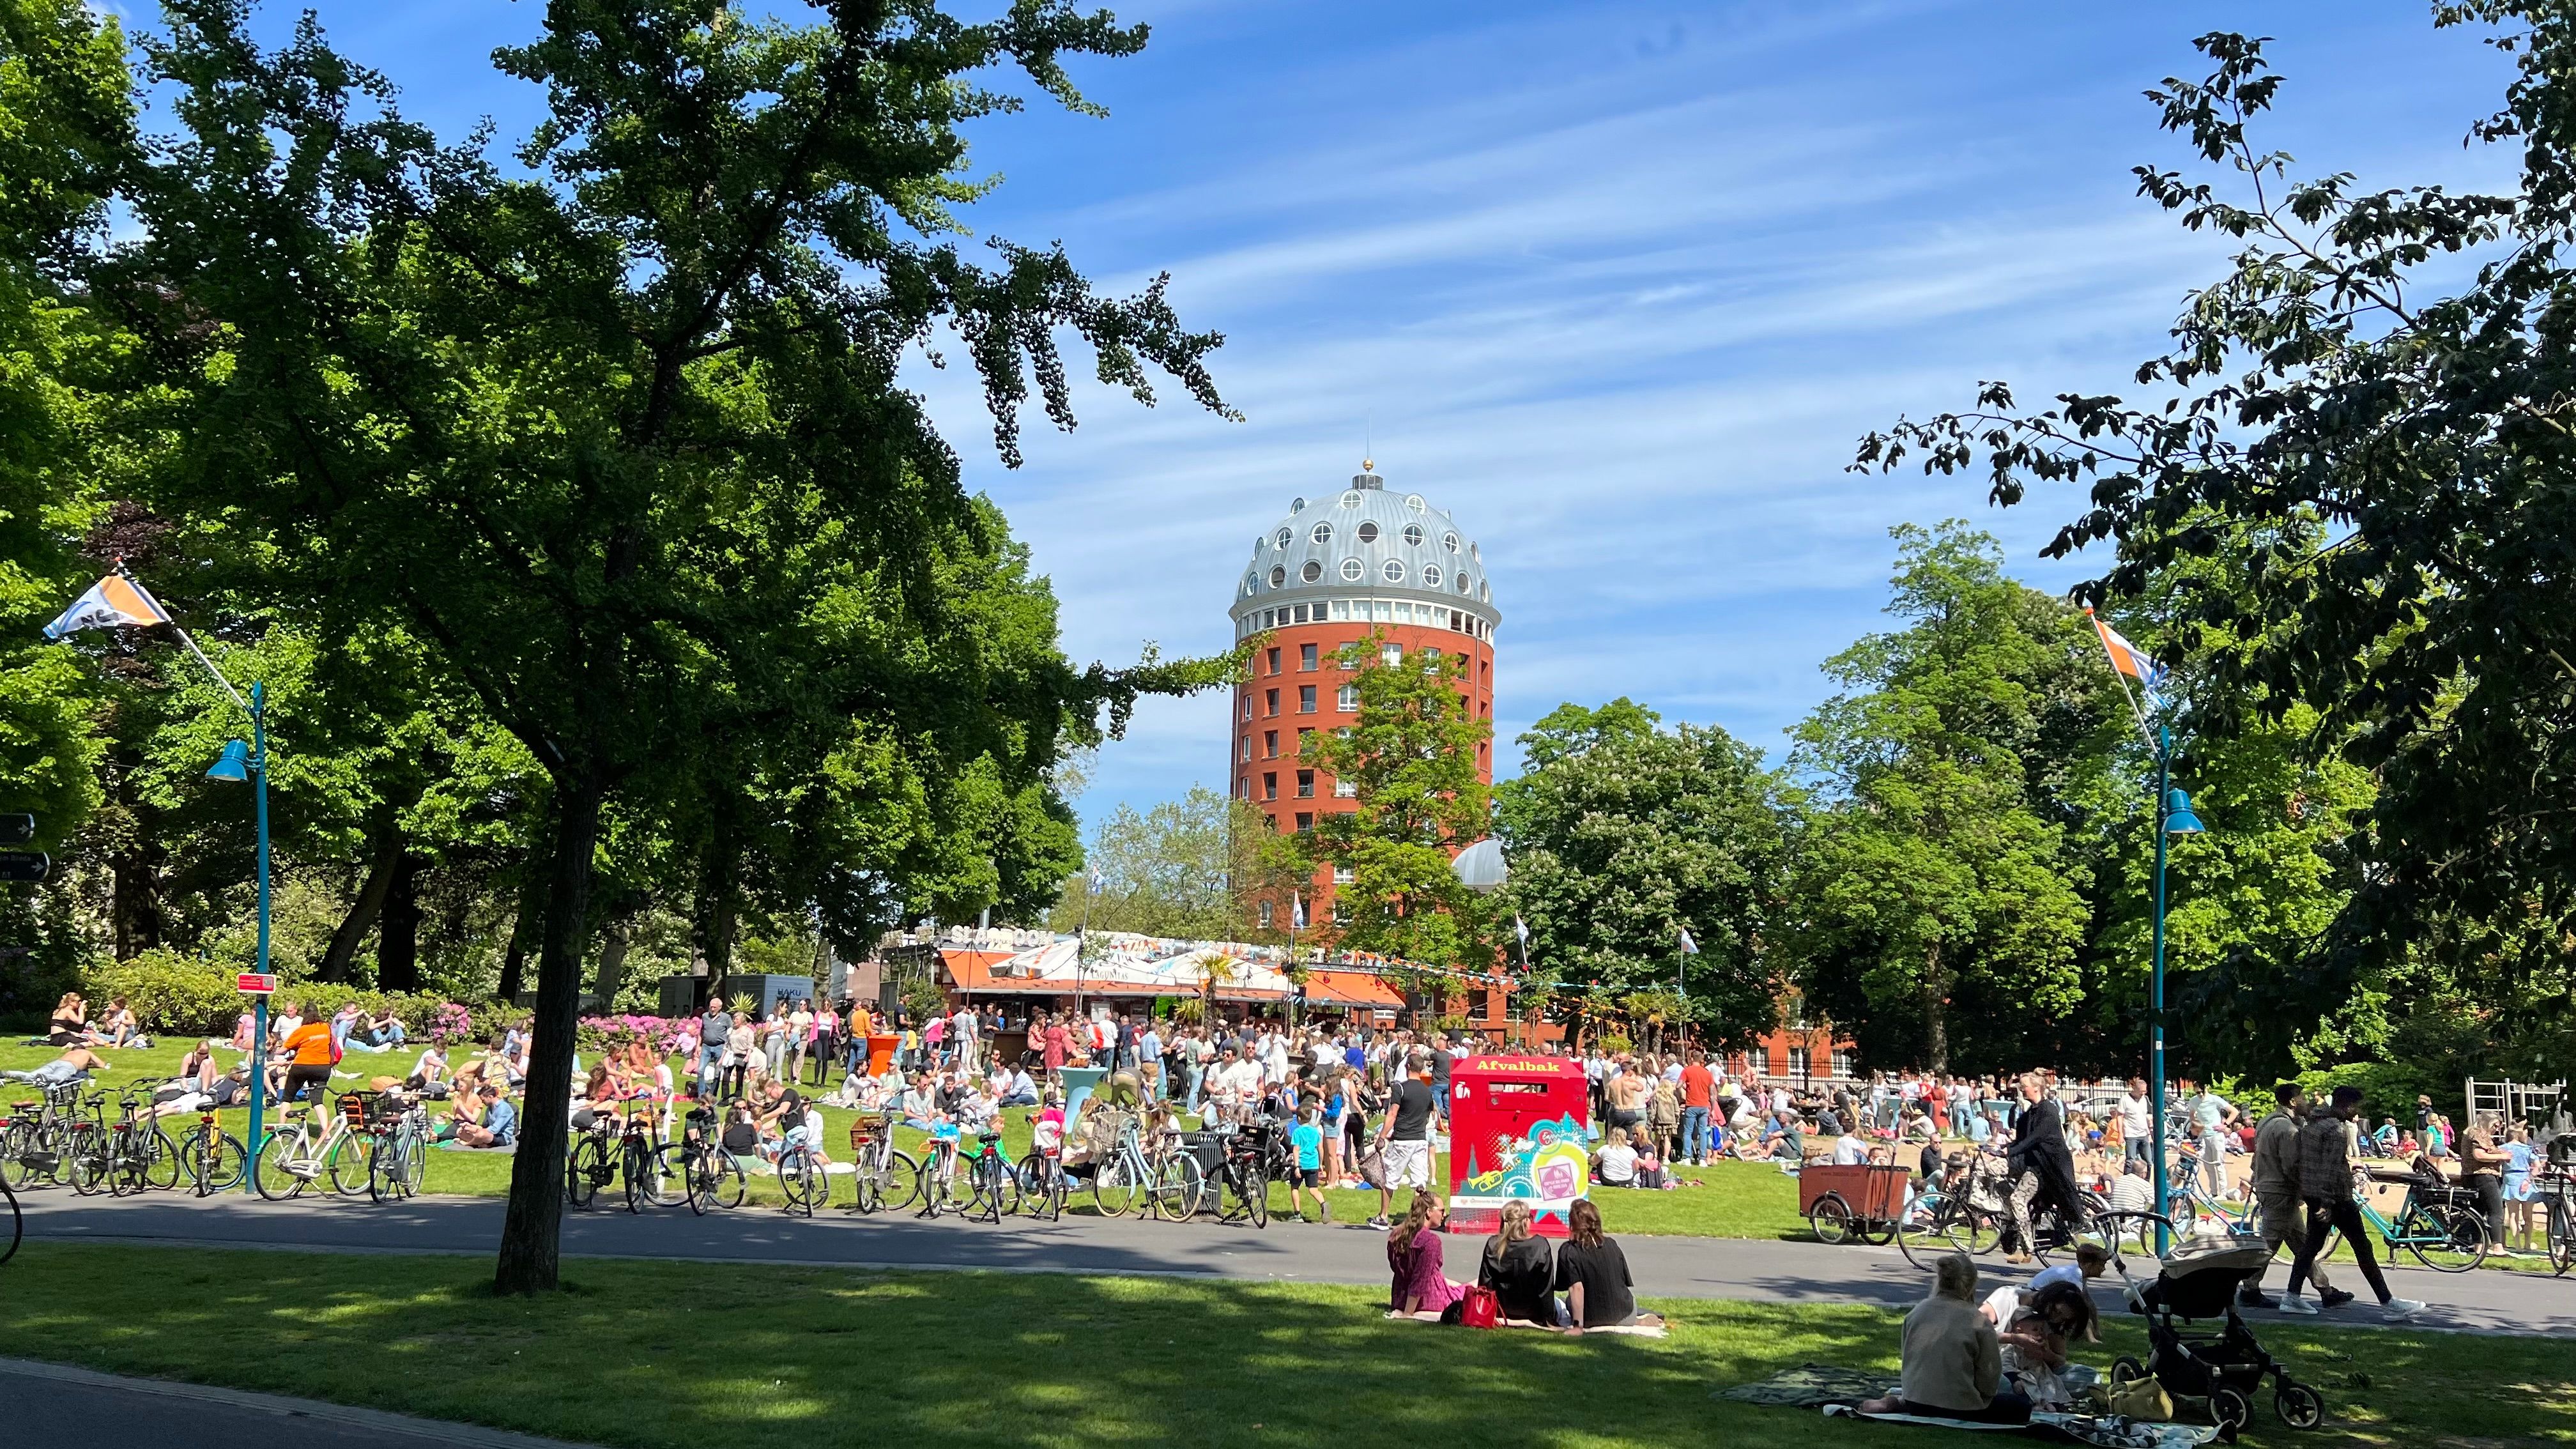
[45,573,172,638]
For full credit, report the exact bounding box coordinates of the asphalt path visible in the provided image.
[19,1189,2572,1335]
[1,1356,599,1449]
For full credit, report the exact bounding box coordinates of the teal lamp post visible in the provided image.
[205,684,272,1187]
[2148,724,2205,1249]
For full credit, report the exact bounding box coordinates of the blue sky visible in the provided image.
[211,1,2518,823]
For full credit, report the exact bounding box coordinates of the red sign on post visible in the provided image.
[236,972,277,994]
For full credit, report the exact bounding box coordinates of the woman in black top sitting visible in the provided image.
[1477,1200,1562,1325]
[1554,1199,1666,1335]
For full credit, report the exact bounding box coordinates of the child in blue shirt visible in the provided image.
[1289,1103,1330,1224]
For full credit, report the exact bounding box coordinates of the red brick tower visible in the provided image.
[1229,463,1499,931]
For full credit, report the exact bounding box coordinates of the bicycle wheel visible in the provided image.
[912,1155,948,1217]
[141,1124,182,1192]
[567,1133,606,1208]
[1092,1154,1142,1216]
[65,1124,108,1196]
[252,1131,307,1200]
[692,1147,746,1214]
[1153,1151,1206,1222]
[1897,1198,1979,1268]
[1015,1154,1056,1220]
[184,1128,247,1195]
[106,1131,147,1197]
[2405,1202,2489,1273]
[0,1123,32,1191]
[636,1143,682,1209]
[399,1128,427,1195]
[369,1132,400,1204]
[974,1153,1015,1220]
[2551,1195,2575,1276]
[778,1147,824,1215]
[0,1174,18,1266]
[327,1132,375,1197]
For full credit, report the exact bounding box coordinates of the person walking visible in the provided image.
[2279,1085,2423,1322]
[2241,1083,2343,1310]
[1368,1049,1439,1230]
[696,997,732,1101]
[1679,1050,1716,1167]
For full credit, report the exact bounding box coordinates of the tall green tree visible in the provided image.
[1786,523,2108,1073]
[1857,19,2576,1073]
[1046,785,1267,940]
[1283,631,1492,977]
[89,0,1230,1292]
[1493,698,1791,1051]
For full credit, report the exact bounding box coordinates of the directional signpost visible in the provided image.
[0,815,45,884]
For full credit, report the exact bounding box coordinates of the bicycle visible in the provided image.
[176,1108,249,1197]
[1015,1137,1069,1222]
[677,1106,746,1216]
[1209,1119,1273,1229]
[565,1108,624,1208]
[252,1092,372,1200]
[845,1111,919,1216]
[105,1087,180,1197]
[617,1105,680,1214]
[2538,1159,2575,1276]
[1895,1167,1998,1268]
[963,1128,1013,1223]
[0,1169,17,1266]
[1141,1124,1206,1222]
[776,1133,829,1218]
[0,1082,87,1190]
[2343,1163,2488,1273]
[367,1092,429,1204]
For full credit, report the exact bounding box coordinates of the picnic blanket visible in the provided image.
[1723,1367,2219,1448]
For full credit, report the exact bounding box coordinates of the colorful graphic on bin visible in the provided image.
[1453,1112,1591,1229]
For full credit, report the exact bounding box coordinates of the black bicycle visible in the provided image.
[1211,1119,1273,1229]
[678,1107,746,1216]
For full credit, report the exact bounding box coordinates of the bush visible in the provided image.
[577,1013,690,1055]
[79,953,510,1044]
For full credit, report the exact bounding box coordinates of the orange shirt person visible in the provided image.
[276,1008,339,1105]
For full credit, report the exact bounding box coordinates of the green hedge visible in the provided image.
[81,952,510,1043]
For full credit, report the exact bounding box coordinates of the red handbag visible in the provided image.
[1459,1285,1501,1330]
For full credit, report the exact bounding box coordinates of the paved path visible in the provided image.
[1,1356,599,1449]
[20,1191,2573,1336]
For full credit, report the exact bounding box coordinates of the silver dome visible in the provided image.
[1230,468,1499,639]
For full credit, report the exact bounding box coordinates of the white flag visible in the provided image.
[1514,914,1529,946]
[1677,926,1698,955]
[1292,893,1307,929]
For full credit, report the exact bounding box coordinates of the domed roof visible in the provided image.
[1230,466,1499,626]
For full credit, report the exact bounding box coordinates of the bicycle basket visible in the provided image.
[848,1122,878,1151]
[339,1094,372,1128]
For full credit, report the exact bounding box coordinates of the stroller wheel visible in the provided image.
[2212,1384,2251,1436]
[2110,1354,2145,1385]
[2275,1380,2324,1430]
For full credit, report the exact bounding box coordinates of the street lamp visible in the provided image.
[2148,725,2204,1249]
[206,682,273,1184]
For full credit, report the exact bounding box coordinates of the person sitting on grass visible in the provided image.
[96,996,141,1048]
[1384,1188,1462,1319]
[454,1084,517,1149]
[1592,1126,1639,1187]
[1478,1200,1564,1326]
[1553,1198,1664,1335]
[408,1041,450,1093]
[1980,1277,2098,1407]
[1766,1109,1806,1172]
[1857,1253,2027,1424]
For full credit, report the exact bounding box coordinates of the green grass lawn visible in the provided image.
[0,1038,1811,1233]
[1,1243,2567,1448]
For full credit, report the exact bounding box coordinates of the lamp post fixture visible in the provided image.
[205,683,273,1188]
[2147,724,2205,1250]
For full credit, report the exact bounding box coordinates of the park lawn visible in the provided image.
[0,1038,1810,1234]
[3,1245,2570,1449]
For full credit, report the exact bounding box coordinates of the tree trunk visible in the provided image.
[492,774,602,1296]
[376,852,424,991]
[319,820,407,983]
[693,799,740,990]
[592,912,634,1008]
[1922,942,1949,1076]
[495,810,555,1004]
[109,833,166,960]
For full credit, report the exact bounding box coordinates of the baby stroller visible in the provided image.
[2110,1228,2323,1439]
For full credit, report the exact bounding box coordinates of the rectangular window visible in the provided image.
[1831,1049,1854,1079]
[1298,684,1317,713]
[1424,647,1441,663]
[1300,643,1317,671]
[1337,683,1358,711]
[1333,901,1351,924]
[1334,779,1356,798]
[1265,687,1279,716]
[1788,1046,1811,1080]
[1330,600,1350,620]
[1373,601,1392,622]
[1295,811,1314,833]
[1262,609,1275,629]
[1263,771,1278,801]
[1296,727,1314,753]
[1291,604,1308,624]
[1339,642,1358,670]
[1264,730,1278,758]
[1259,900,1273,928]
[1381,643,1402,667]
[1266,647,1280,675]
[1239,735,1251,762]
[1240,693,1252,721]
[1296,769,1314,798]
[1333,864,1354,883]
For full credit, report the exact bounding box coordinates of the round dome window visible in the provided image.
[1480,581,1491,601]
[1243,574,1258,596]
[1356,521,1380,544]
[1300,560,1322,583]
[1381,560,1405,583]
[1273,528,1292,550]
[1404,493,1427,512]
[1339,491,1361,507]
[1423,564,1443,588]
[1269,565,1286,588]
[1310,522,1333,546]
[1340,558,1365,581]
[1290,496,1306,513]
[1443,532,1460,553]
[1455,572,1471,593]
[1403,523,1425,548]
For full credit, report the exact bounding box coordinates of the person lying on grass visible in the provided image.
[3,1043,109,1087]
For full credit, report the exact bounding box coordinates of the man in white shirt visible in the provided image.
[2118,1077,2154,1169]
[1832,1129,1868,1166]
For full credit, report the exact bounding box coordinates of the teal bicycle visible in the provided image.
[2342,1165,2487,1273]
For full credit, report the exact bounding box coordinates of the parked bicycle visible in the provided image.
[2336,1162,2488,1273]
[844,1111,919,1216]
[1208,1118,1273,1229]
[176,1107,247,1197]
[0,1082,87,1190]
[366,1092,430,1204]
[677,1106,746,1216]
[252,1091,373,1200]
